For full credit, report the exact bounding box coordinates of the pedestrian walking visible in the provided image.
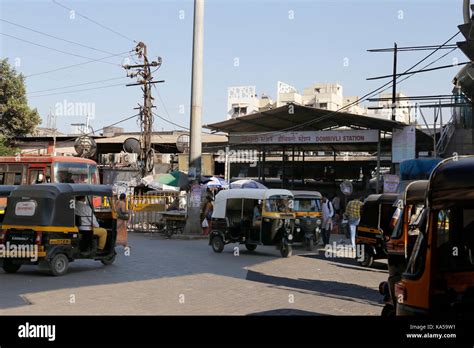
[345,197,364,249]
[332,195,341,215]
[116,193,130,248]
[321,196,334,246]
[201,195,213,235]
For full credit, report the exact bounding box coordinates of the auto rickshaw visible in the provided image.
[0,186,17,224]
[395,156,474,316]
[0,183,117,276]
[355,193,398,267]
[209,188,295,257]
[379,180,428,316]
[291,190,322,250]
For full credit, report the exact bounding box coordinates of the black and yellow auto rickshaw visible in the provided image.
[0,186,17,224]
[291,190,322,250]
[355,193,398,267]
[0,184,117,276]
[209,188,295,257]
[395,156,474,316]
[379,180,428,316]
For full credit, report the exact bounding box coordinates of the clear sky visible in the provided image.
[0,0,465,133]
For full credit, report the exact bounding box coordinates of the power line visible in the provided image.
[0,18,123,57]
[21,113,141,155]
[234,31,461,137]
[28,82,125,98]
[25,50,131,78]
[28,76,127,94]
[52,0,136,43]
[152,111,189,130]
[1,32,120,66]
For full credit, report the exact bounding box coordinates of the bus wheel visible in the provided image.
[357,247,374,268]
[50,254,69,276]
[211,235,224,253]
[2,260,21,274]
[280,244,292,258]
[245,243,257,252]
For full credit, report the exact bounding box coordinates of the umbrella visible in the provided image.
[230,179,267,189]
[157,171,188,188]
[205,176,229,189]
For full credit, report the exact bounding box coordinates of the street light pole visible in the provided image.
[185,0,205,234]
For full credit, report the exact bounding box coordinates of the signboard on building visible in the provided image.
[383,174,400,193]
[392,126,416,163]
[229,130,379,145]
[228,86,256,99]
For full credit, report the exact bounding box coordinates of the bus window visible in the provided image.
[13,173,22,185]
[29,169,45,184]
[89,165,99,184]
[54,162,89,184]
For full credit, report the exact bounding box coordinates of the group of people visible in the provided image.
[320,194,364,249]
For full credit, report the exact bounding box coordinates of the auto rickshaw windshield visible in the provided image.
[294,198,320,212]
[265,196,294,213]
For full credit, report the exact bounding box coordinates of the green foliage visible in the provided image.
[0,135,18,156]
[0,59,41,139]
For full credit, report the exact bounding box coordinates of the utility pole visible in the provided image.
[392,42,398,121]
[124,42,163,177]
[184,0,205,235]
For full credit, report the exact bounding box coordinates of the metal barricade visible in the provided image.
[128,192,180,235]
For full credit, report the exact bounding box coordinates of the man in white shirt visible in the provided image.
[321,196,334,246]
[75,196,107,250]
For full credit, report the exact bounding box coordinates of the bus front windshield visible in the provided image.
[53,162,99,184]
[294,198,321,212]
[265,196,294,213]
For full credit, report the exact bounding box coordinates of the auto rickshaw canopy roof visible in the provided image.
[0,185,17,196]
[429,156,474,209]
[3,184,113,227]
[404,180,428,205]
[291,190,323,199]
[364,193,399,205]
[213,188,293,219]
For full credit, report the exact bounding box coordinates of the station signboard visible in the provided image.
[229,130,379,145]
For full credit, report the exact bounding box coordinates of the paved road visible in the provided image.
[0,233,388,315]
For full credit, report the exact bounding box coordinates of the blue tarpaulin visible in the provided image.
[400,158,442,180]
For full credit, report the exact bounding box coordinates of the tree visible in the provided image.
[0,135,19,156]
[0,59,41,141]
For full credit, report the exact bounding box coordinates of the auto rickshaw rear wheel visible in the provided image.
[2,260,21,273]
[280,243,292,258]
[101,253,116,266]
[49,254,69,276]
[357,246,374,268]
[211,235,224,253]
[381,304,395,317]
[245,243,257,252]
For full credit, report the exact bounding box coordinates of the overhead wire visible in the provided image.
[52,0,137,43]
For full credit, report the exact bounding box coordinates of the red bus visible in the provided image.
[0,155,99,186]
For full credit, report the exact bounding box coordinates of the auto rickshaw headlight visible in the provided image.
[316,219,322,226]
[295,219,300,225]
[287,234,293,241]
[296,227,301,233]
[315,227,320,233]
